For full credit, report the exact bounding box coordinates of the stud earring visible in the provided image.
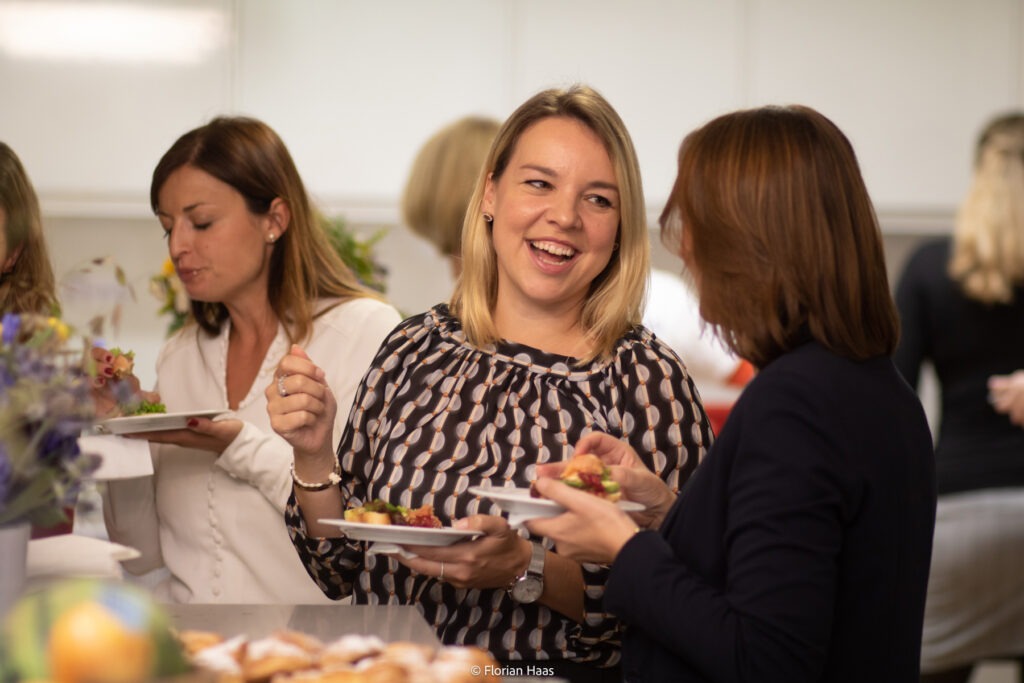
[267,233,276,243]
[483,213,493,223]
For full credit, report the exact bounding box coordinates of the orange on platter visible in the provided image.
[0,578,190,682]
[49,600,154,683]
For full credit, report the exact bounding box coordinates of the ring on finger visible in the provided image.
[277,374,289,398]
[439,561,445,582]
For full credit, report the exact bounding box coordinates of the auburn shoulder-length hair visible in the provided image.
[0,142,58,315]
[150,116,379,343]
[949,112,1024,304]
[402,115,500,258]
[450,84,649,363]
[661,105,898,368]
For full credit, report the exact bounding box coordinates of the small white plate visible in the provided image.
[318,519,483,556]
[469,485,644,528]
[96,409,228,435]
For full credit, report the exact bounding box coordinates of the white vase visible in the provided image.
[0,521,30,617]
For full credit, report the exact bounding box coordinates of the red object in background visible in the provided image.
[705,404,733,435]
[30,506,75,539]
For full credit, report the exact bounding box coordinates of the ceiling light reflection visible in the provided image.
[0,2,228,65]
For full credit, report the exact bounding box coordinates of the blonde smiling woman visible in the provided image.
[267,84,712,682]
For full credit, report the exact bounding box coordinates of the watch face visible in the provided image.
[511,575,544,603]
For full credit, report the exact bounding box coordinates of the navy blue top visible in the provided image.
[605,342,936,682]
[894,237,1024,495]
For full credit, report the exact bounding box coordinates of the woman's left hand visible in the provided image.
[525,478,639,565]
[126,416,242,454]
[395,514,530,590]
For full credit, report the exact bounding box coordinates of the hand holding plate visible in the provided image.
[525,478,639,565]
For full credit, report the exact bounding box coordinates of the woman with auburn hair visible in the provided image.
[97,116,401,604]
[896,112,1024,682]
[0,142,58,315]
[526,105,936,681]
[268,84,710,681]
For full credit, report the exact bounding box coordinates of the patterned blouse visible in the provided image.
[286,304,712,668]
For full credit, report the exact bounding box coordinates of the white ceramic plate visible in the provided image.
[469,485,644,527]
[96,409,228,435]
[317,519,483,547]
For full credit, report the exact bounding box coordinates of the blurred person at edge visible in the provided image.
[0,141,58,315]
[267,84,712,682]
[402,115,501,280]
[895,112,1024,683]
[526,105,937,682]
[1,141,73,539]
[95,116,401,603]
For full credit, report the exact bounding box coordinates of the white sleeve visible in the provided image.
[101,449,164,575]
[215,422,295,513]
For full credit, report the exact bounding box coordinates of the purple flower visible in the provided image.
[1,313,20,345]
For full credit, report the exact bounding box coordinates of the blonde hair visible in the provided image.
[0,142,58,315]
[949,112,1024,304]
[151,116,380,343]
[402,116,500,258]
[450,84,649,363]
[662,105,898,368]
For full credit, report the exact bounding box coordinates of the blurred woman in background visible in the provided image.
[895,112,1024,683]
[402,115,501,280]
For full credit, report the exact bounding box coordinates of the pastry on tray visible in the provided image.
[177,629,500,683]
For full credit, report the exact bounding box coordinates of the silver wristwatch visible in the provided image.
[508,542,546,604]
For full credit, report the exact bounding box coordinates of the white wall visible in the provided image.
[2,0,1021,389]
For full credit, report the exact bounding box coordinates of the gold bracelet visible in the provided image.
[290,455,341,492]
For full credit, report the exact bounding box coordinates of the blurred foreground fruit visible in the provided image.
[0,578,190,682]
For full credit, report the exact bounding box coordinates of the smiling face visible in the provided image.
[482,116,620,325]
[156,165,283,308]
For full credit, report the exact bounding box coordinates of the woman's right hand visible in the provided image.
[265,344,337,460]
[536,432,678,530]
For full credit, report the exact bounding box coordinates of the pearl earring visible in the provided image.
[267,233,276,243]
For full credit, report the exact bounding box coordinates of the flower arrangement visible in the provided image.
[0,313,100,528]
[149,216,388,337]
[148,258,189,338]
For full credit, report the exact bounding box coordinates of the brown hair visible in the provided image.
[402,116,500,258]
[949,112,1024,304]
[450,84,648,362]
[661,105,898,368]
[0,142,58,315]
[150,116,378,342]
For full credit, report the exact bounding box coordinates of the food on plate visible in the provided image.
[107,347,137,380]
[101,347,168,416]
[554,452,622,501]
[343,499,442,528]
[179,629,500,682]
